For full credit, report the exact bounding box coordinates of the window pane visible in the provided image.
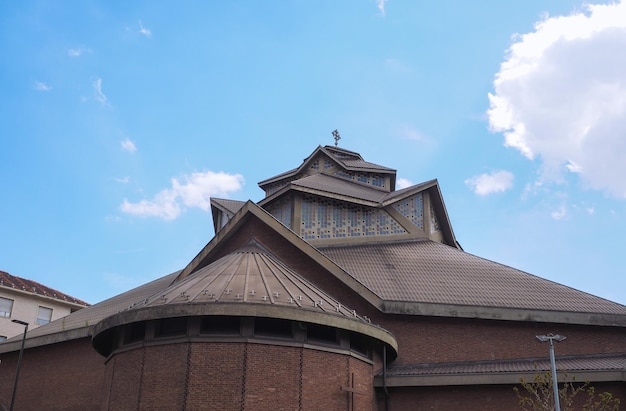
[0,297,13,318]
[36,306,53,325]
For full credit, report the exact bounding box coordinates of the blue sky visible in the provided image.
[1,0,625,306]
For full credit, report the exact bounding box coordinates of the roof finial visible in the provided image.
[332,129,341,146]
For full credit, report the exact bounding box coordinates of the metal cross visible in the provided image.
[341,372,366,411]
[332,129,341,146]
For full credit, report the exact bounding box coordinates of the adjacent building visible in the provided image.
[0,145,624,410]
[0,270,89,341]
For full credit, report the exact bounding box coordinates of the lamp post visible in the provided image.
[536,333,566,411]
[10,319,28,411]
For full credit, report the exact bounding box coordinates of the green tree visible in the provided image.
[514,370,620,411]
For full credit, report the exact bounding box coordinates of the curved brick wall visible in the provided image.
[102,341,374,411]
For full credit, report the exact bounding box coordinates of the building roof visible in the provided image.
[141,240,372,319]
[289,173,389,203]
[319,240,626,321]
[258,145,395,189]
[0,271,179,352]
[377,353,626,386]
[0,270,89,307]
[91,239,398,357]
[211,197,246,214]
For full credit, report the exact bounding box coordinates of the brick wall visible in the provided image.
[0,337,104,411]
[378,382,626,411]
[101,340,374,411]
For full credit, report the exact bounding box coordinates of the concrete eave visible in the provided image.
[0,326,91,354]
[381,300,626,327]
[92,302,398,356]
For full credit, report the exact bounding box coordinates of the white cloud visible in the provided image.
[399,125,427,142]
[121,138,137,153]
[67,47,91,57]
[377,0,387,16]
[34,81,51,91]
[139,21,152,38]
[488,1,626,198]
[465,170,514,195]
[93,78,108,105]
[396,178,413,189]
[120,171,244,220]
[551,204,567,220]
[115,177,130,184]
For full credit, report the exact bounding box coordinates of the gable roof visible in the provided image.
[0,270,89,307]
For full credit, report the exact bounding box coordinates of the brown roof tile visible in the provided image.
[0,270,89,306]
[319,240,626,315]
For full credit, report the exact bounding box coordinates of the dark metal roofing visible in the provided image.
[382,353,626,377]
[259,145,395,188]
[321,146,395,172]
[0,270,89,306]
[291,174,388,203]
[137,241,371,321]
[211,197,246,214]
[319,240,626,315]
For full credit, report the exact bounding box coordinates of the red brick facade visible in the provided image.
[100,341,374,411]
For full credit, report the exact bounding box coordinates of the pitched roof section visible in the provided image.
[319,240,626,324]
[262,173,389,206]
[211,198,246,214]
[0,270,89,307]
[258,145,395,190]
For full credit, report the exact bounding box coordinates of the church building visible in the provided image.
[1,144,625,410]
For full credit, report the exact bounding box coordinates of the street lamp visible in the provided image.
[536,333,566,411]
[10,319,28,411]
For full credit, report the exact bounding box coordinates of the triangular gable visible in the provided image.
[210,197,246,233]
[258,145,396,195]
[176,201,383,309]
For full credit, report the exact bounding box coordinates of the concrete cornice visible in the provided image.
[92,302,398,355]
[381,300,626,327]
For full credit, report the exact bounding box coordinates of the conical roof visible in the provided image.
[143,240,366,319]
[92,240,398,356]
